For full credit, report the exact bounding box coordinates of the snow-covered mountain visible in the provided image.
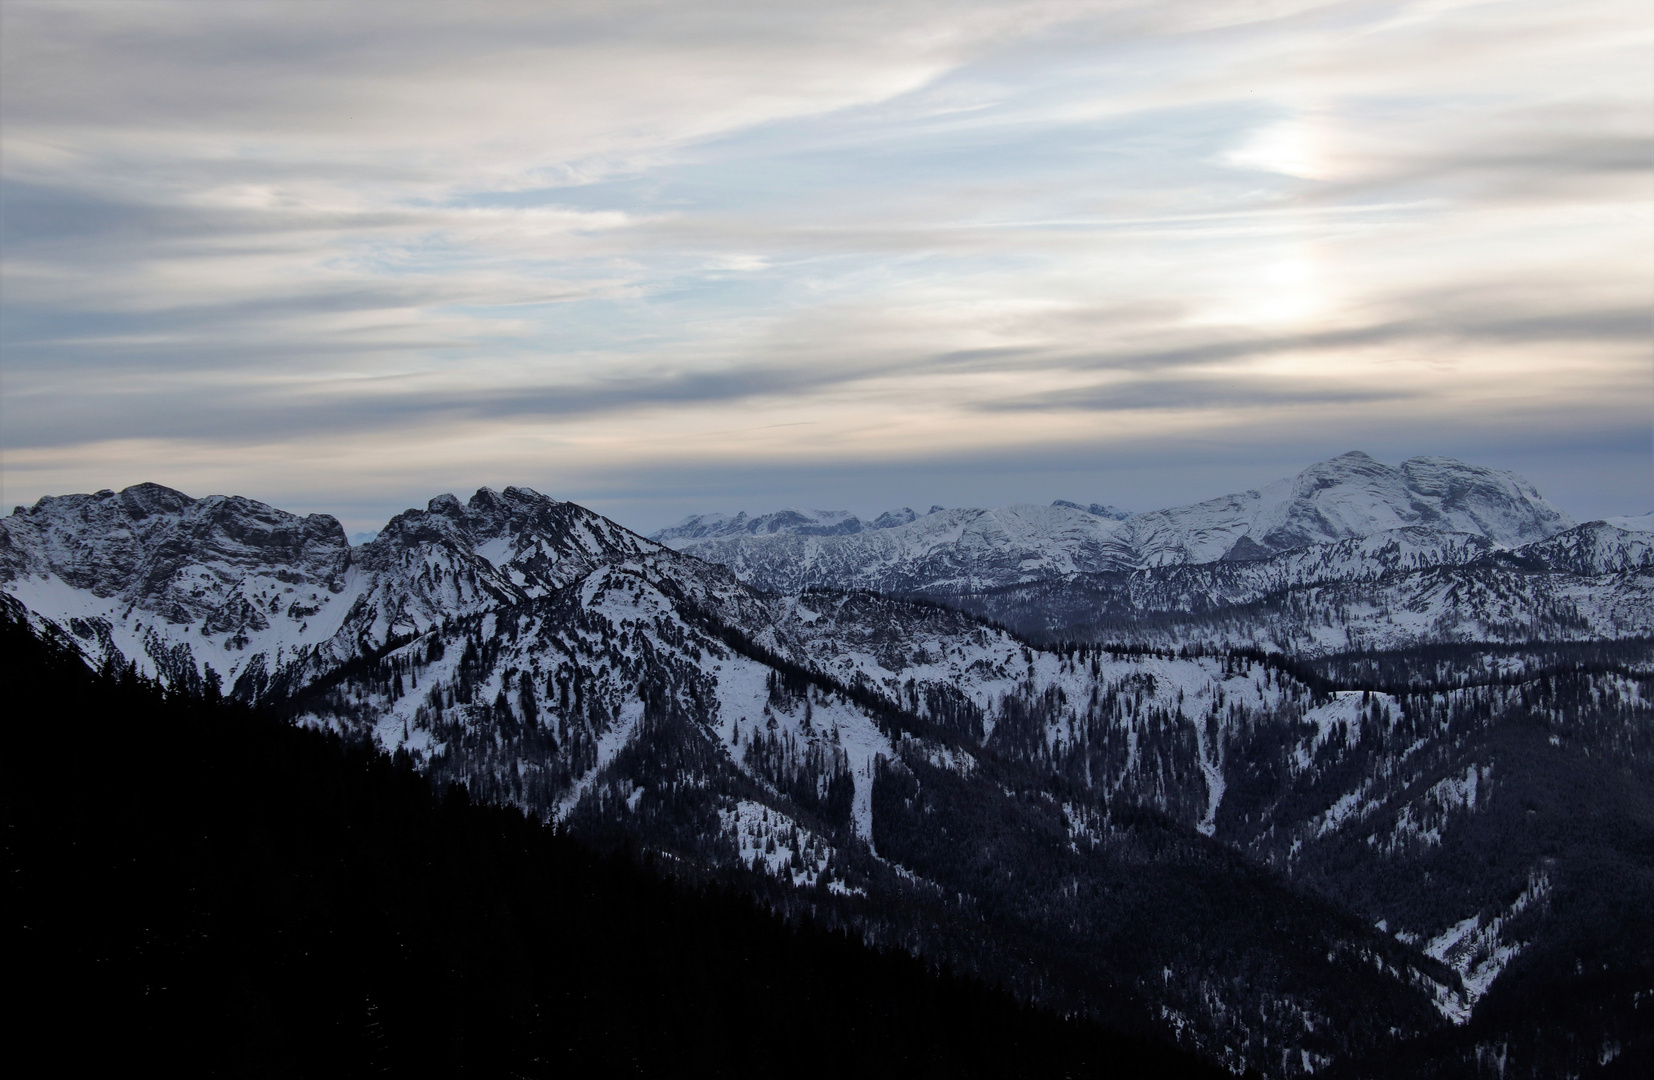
[1129,452,1568,566]
[653,452,1574,595]
[657,502,1140,595]
[1,483,351,692]
[0,483,655,698]
[653,503,948,544]
[952,517,1653,654]
[1051,498,1133,520]
[1604,511,1654,532]
[4,475,1646,1078]
[649,452,1645,656]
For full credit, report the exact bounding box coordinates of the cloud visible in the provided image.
[981,378,1415,413]
[1,0,1648,524]
[0,361,851,448]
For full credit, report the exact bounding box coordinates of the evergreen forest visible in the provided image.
[2,610,1224,1079]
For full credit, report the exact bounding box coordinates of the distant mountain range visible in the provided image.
[652,451,1649,654]
[652,451,1577,582]
[2,452,1648,1078]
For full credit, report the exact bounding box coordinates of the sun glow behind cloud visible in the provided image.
[1,0,1649,531]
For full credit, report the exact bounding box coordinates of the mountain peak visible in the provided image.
[1052,499,1133,521]
[870,507,919,529]
[0,484,351,626]
[467,486,506,512]
[116,482,199,518]
[1132,452,1571,565]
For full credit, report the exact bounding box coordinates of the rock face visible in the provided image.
[0,483,351,627]
[653,452,1575,597]
[0,483,657,697]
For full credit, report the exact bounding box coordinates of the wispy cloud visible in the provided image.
[3,0,1649,524]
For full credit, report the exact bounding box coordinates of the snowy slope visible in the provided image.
[947,516,1652,655]
[649,452,1636,657]
[1490,520,1654,576]
[272,545,1466,1074]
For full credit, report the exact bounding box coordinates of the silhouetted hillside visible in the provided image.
[2,610,1222,1079]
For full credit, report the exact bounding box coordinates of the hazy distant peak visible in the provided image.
[652,506,870,543]
[1051,499,1133,521]
[870,507,919,529]
[1130,451,1571,566]
[1603,511,1654,533]
[657,452,1576,592]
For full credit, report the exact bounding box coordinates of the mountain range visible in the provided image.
[654,451,1650,655]
[3,451,1648,1078]
[654,452,1572,572]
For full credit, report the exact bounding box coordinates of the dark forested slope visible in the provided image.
[1,609,1222,1079]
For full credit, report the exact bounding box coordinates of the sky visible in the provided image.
[2,0,1650,535]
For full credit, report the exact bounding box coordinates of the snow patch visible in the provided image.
[1424,871,1552,1021]
[719,799,836,888]
[554,695,647,821]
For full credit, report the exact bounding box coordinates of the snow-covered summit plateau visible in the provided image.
[1129,451,1569,565]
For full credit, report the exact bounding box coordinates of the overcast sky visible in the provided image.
[2,0,1650,534]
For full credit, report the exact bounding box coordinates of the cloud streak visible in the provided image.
[2,0,1649,523]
